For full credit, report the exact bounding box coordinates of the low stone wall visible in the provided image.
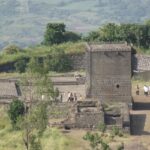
[48,103,73,119]
[0,53,150,72]
[136,54,150,71]
[68,101,104,128]
[69,53,86,70]
[75,112,104,128]
[70,53,150,72]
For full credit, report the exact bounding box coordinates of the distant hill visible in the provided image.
[0,0,150,48]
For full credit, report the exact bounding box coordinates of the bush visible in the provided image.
[54,88,60,98]
[48,49,72,72]
[83,132,110,150]
[8,99,25,128]
[30,134,42,150]
[117,143,124,150]
[14,59,27,73]
[3,44,21,54]
[98,123,106,133]
[111,126,120,136]
[64,31,81,42]
[83,132,101,149]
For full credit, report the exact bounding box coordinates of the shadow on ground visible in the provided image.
[130,113,150,135]
[133,102,150,110]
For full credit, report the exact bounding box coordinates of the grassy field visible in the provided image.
[0,106,90,150]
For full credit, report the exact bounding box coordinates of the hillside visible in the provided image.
[0,0,150,48]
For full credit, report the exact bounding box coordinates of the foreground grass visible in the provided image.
[0,106,89,150]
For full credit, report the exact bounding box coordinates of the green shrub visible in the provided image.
[111,126,120,136]
[83,132,101,150]
[54,88,60,98]
[64,31,81,42]
[48,49,72,72]
[101,141,110,150]
[30,134,42,150]
[3,44,21,54]
[14,59,27,73]
[83,132,110,150]
[98,123,106,133]
[117,144,124,150]
[8,99,25,128]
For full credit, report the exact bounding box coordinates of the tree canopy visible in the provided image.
[43,23,81,45]
[85,22,150,48]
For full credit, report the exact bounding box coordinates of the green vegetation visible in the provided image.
[0,42,85,73]
[8,99,25,128]
[15,59,27,73]
[43,23,81,45]
[5,57,69,150]
[0,42,85,64]
[3,45,22,54]
[97,123,106,133]
[0,106,73,150]
[43,23,66,45]
[85,23,150,49]
[83,124,125,150]
[83,132,110,150]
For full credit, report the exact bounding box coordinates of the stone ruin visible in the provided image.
[67,100,104,128]
[63,100,130,133]
[63,43,132,133]
[0,43,132,134]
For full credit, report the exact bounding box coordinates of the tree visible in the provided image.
[8,99,25,128]
[64,31,81,42]
[85,22,150,48]
[20,108,43,150]
[43,23,66,45]
[30,134,42,150]
[27,57,44,74]
[99,23,121,42]
[16,54,56,150]
[84,31,100,42]
[29,102,48,136]
[3,44,21,54]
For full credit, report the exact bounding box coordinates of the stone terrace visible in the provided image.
[0,80,19,103]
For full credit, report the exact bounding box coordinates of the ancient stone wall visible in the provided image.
[75,112,104,128]
[72,101,104,128]
[69,53,86,70]
[0,53,149,72]
[134,54,150,71]
[48,103,71,119]
[71,53,150,72]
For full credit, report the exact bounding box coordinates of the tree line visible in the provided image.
[42,21,150,48]
[84,21,150,48]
